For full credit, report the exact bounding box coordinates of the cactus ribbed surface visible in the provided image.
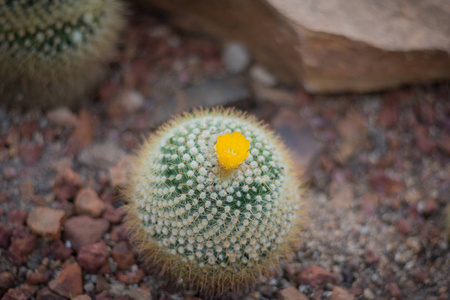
[0,0,124,108]
[126,109,303,297]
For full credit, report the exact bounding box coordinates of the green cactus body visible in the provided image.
[0,0,124,108]
[126,109,302,297]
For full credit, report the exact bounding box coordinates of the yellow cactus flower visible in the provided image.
[216,132,250,169]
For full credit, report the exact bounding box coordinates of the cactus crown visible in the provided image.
[127,109,302,297]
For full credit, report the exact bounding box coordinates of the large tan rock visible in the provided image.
[27,207,65,240]
[133,0,450,93]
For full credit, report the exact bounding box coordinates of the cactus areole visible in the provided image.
[126,109,302,297]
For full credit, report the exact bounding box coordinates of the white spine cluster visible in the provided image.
[133,113,300,269]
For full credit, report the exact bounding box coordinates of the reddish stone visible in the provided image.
[388,283,402,299]
[54,199,74,218]
[2,288,30,300]
[297,266,338,287]
[49,240,73,261]
[19,283,39,297]
[64,216,109,251]
[364,250,379,265]
[360,194,379,216]
[3,167,18,180]
[100,188,115,204]
[43,129,56,142]
[96,275,108,292]
[8,209,27,226]
[53,168,83,201]
[19,181,34,201]
[0,223,11,248]
[438,134,450,155]
[378,97,401,129]
[109,155,135,187]
[369,171,405,196]
[77,241,109,271]
[27,207,65,240]
[110,224,128,242]
[48,263,83,298]
[95,291,113,300]
[127,287,152,300]
[276,286,308,300]
[112,241,135,270]
[98,261,112,275]
[419,199,439,217]
[416,102,435,124]
[73,295,91,300]
[36,287,66,300]
[19,121,39,139]
[116,269,145,284]
[411,269,429,284]
[18,143,43,165]
[416,126,437,154]
[329,286,355,300]
[102,204,125,224]
[26,272,50,285]
[0,272,15,296]
[98,81,120,102]
[67,110,97,154]
[8,227,38,265]
[348,287,363,297]
[74,188,105,218]
[283,263,301,282]
[396,219,412,235]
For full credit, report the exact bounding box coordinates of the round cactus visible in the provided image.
[125,109,302,297]
[0,0,124,108]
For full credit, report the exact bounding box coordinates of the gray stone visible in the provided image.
[222,42,251,74]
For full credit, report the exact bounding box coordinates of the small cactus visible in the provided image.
[0,0,124,108]
[125,109,303,297]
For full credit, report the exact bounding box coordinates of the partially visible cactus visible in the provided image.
[0,0,124,108]
[125,109,303,298]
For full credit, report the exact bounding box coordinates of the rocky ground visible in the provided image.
[0,10,449,300]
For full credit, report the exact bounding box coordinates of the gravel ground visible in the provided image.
[0,9,449,300]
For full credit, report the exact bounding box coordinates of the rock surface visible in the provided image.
[64,216,109,251]
[53,168,82,201]
[297,265,339,287]
[48,263,83,298]
[135,0,450,93]
[27,207,65,240]
[329,286,355,300]
[109,155,135,187]
[112,241,135,270]
[276,286,308,300]
[0,272,15,295]
[74,188,105,218]
[7,227,38,265]
[77,241,109,271]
